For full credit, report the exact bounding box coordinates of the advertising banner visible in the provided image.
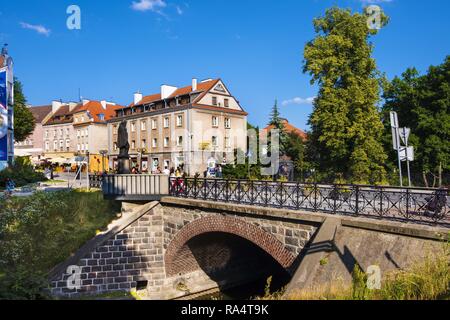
[0,69,8,161]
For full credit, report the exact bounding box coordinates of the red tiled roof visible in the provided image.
[29,105,52,123]
[263,119,307,140]
[73,101,124,123]
[130,79,219,107]
[0,56,4,68]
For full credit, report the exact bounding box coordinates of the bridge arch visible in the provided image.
[164,215,296,277]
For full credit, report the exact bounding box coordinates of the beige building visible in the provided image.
[107,78,248,175]
[43,99,122,171]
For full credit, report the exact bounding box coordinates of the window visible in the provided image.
[212,136,218,147]
[131,122,136,132]
[113,142,117,151]
[225,118,231,129]
[164,117,170,128]
[77,144,80,151]
[212,96,217,106]
[152,119,157,130]
[66,128,70,136]
[60,129,63,137]
[176,115,183,127]
[225,137,231,148]
[212,116,219,127]
[164,137,169,148]
[141,121,147,131]
[45,131,49,138]
[142,139,147,149]
[54,130,57,137]
[85,143,89,151]
[224,99,229,108]
[131,140,136,150]
[45,141,49,151]
[77,130,80,138]
[98,114,105,121]
[152,138,157,148]
[177,136,183,147]
[85,129,89,137]
[81,144,85,151]
[66,140,70,151]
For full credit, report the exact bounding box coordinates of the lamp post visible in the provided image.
[99,150,108,173]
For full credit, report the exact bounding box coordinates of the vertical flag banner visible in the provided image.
[0,69,8,161]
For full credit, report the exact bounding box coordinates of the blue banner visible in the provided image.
[0,69,8,161]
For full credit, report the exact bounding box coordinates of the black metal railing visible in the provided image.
[89,174,104,189]
[169,178,450,226]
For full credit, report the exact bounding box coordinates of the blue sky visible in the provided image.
[0,0,449,131]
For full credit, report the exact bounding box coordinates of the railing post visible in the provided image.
[333,184,338,214]
[265,181,269,207]
[355,185,359,215]
[406,188,410,220]
[203,178,207,200]
[296,182,300,210]
[250,180,254,205]
[214,179,218,201]
[193,176,198,199]
[225,180,229,202]
[379,187,383,216]
[237,180,241,203]
[314,183,318,211]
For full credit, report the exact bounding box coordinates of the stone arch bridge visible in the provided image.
[49,194,448,300]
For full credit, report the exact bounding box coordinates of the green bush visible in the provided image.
[0,159,46,189]
[0,190,119,299]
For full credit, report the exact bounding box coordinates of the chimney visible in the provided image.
[101,100,107,109]
[161,85,177,100]
[51,100,63,113]
[192,78,198,91]
[68,102,78,112]
[134,92,143,105]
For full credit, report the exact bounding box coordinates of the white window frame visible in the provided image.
[212,116,219,128]
[177,136,183,147]
[152,138,158,148]
[164,117,170,128]
[164,137,169,148]
[176,115,183,127]
[212,136,218,147]
[225,118,231,129]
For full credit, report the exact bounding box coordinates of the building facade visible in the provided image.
[43,99,122,171]
[14,105,52,161]
[107,78,248,175]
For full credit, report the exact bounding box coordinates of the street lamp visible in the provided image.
[99,150,108,173]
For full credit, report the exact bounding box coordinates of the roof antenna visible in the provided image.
[78,88,82,102]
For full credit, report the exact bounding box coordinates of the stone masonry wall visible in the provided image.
[49,200,318,299]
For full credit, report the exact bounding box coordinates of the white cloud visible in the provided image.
[131,0,167,12]
[20,22,51,36]
[282,97,316,106]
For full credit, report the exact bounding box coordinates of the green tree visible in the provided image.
[13,78,35,142]
[267,100,289,156]
[382,57,450,187]
[285,131,308,181]
[303,7,388,184]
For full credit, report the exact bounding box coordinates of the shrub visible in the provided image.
[0,159,46,189]
[0,190,119,299]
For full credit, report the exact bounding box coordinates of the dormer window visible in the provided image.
[98,114,105,121]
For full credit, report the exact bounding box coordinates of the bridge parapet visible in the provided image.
[90,174,449,226]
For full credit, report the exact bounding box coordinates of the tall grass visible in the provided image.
[0,190,120,299]
[271,238,450,300]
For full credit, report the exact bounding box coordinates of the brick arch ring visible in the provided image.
[164,215,296,277]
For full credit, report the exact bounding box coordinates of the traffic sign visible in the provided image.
[400,146,414,162]
[399,128,411,145]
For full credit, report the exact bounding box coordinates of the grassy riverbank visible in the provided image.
[265,241,450,300]
[0,190,120,299]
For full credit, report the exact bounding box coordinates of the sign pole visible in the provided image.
[404,129,412,187]
[396,128,403,187]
